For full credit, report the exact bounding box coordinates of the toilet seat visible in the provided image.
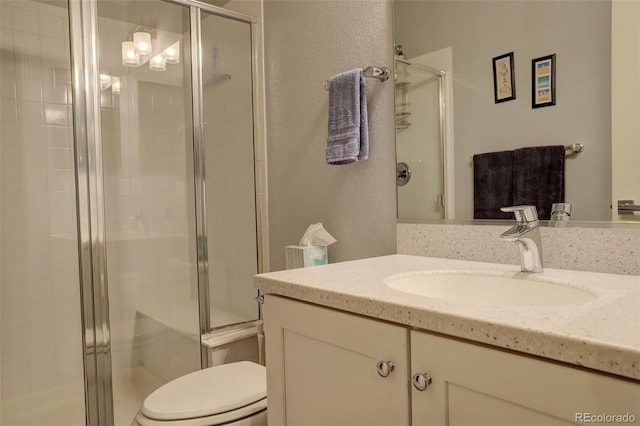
[133,398,267,426]
[133,361,267,426]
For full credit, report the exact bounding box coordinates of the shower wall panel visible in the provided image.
[0,0,85,423]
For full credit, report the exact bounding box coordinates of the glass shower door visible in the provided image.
[96,1,200,424]
[199,10,259,330]
[2,0,260,424]
[395,57,445,220]
[1,0,86,424]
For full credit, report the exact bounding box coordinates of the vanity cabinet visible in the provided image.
[411,331,640,425]
[264,294,410,426]
[264,295,640,426]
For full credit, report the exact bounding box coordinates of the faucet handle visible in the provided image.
[500,205,539,224]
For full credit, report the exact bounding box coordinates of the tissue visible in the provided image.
[285,223,336,269]
[298,223,337,246]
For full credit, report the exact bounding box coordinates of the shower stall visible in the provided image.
[0,0,266,424]
[394,46,453,220]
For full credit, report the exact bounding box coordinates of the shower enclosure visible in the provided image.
[0,0,265,424]
[394,46,453,220]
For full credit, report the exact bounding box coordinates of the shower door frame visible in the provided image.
[68,0,266,424]
[394,54,454,220]
[187,0,261,371]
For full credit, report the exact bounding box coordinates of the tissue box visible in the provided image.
[285,245,328,269]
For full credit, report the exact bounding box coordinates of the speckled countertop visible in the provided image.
[255,254,640,380]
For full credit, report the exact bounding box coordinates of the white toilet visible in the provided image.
[132,361,267,426]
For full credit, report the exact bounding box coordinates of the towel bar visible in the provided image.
[362,66,390,82]
[471,144,584,163]
[618,200,640,214]
[564,143,584,154]
[323,66,390,90]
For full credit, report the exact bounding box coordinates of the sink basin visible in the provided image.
[385,271,596,306]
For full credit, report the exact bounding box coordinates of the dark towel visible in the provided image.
[473,150,514,219]
[513,145,565,220]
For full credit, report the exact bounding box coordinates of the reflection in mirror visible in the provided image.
[394,0,639,223]
[395,45,449,220]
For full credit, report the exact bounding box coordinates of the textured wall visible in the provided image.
[263,0,397,271]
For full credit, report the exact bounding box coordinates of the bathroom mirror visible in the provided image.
[393,0,640,223]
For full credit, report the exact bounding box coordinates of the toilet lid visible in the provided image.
[142,361,267,421]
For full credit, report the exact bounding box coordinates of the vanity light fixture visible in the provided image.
[121,27,180,71]
[164,41,180,64]
[149,54,166,71]
[133,30,152,59]
[121,40,140,67]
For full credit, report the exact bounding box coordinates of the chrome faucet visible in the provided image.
[500,205,544,273]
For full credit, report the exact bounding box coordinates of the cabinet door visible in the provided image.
[411,331,640,425]
[264,295,410,426]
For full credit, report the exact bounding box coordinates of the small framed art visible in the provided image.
[492,52,515,103]
[531,54,556,108]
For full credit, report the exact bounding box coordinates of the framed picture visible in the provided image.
[492,52,516,103]
[531,54,556,108]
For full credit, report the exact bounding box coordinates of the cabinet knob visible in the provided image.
[412,373,432,391]
[376,360,395,377]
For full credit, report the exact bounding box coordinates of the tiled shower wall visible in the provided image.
[1,0,84,399]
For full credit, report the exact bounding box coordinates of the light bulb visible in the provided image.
[121,41,139,66]
[133,31,152,59]
[149,54,166,71]
[164,41,180,64]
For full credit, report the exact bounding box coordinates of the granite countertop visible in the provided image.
[255,254,640,380]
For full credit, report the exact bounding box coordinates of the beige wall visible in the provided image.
[263,0,397,271]
[395,0,612,221]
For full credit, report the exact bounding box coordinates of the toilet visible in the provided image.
[132,361,267,426]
